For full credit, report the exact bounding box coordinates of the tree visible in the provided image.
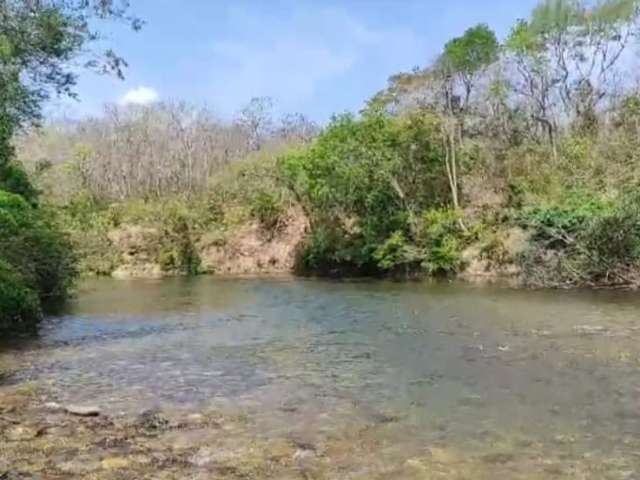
[0,1,141,188]
[236,96,274,151]
[440,24,499,219]
[0,0,140,330]
[279,112,450,274]
[443,23,500,110]
[505,0,639,154]
[276,113,319,144]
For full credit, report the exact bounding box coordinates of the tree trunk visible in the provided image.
[443,123,467,233]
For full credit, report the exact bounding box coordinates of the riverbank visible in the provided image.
[14,104,640,296]
[63,203,640,291]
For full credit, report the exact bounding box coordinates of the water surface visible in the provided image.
[3,277,640,476]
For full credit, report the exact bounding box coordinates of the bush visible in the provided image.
[0,260,41,331]
[417,209,466,274]
[296,224,355,274]
[0,190,76,330]
[161,212,202,275]
[514,190,640,286]
[0,162,39,204]
[515,191,612,244]
[208,147,294,229]
[577,192,640,283]
[373,231,423,271]
[250,190,284,232]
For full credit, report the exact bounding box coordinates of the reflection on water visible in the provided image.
[3,276,640,472]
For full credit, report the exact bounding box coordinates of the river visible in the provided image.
[2,277,640,478]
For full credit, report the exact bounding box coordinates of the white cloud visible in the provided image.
[119,86,159,106]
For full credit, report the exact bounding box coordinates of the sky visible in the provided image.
[51,0,541,122]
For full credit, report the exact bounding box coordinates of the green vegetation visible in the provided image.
[279,111,463,275]
[0,1,139,332]
[0,191,75,329]
[1,0,640,333]
[514,190,640,287]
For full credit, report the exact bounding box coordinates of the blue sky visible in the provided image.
[53,0,541,122]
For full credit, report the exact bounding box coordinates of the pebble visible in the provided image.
[44,402,64,412]
[5,425,41,441]
[100,457,130,470]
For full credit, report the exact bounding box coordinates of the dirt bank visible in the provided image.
[105,207,309,279]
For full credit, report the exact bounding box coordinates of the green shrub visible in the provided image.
[417,209,466,274]
[515,191,612,244]
[0,190,75,330]
[160,209,202,275]
[514,190,640,286]
[373,231,424,271]
[577,192,640,282]
[250,191,284,231]
[0,162,39,205]
[0,260,41,331]
[208,147,294,229]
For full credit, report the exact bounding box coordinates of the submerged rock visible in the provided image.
[481,452,516,464]
[0,472,41,480]
[190,447,217,467]
[5,425,42,441]
[43,402,63,412]
[65,405,101,417]
[100,457,130,470]
[574,325,608,336]
[458,394,485,406]
[136,409,170,432]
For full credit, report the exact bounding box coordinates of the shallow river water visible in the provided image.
[3,277,640,478]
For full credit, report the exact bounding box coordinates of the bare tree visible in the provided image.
[276,113,319,144]
[235,97,274,151]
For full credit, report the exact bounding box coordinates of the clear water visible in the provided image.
[3,277,640,475]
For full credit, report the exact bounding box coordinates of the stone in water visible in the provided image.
[65,405,101,417]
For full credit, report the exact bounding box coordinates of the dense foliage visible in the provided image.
[0,191,75,329]
[0,1,139,331]
[279,111,466,275]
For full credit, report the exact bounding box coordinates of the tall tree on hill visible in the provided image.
[505,0,639,154]
[440,24,499,217]
[0,0,141,198]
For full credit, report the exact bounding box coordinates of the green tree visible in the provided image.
[0,0,139,331]
[443,23,500,108]
[440,24,499,217]
[0,1,141,188]
[505,0,639,154]
[279,111,453,274]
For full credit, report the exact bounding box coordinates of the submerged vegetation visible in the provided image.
[3,0,640,331]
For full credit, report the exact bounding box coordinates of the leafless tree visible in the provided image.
[235,96,274,151]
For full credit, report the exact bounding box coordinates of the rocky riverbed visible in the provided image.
[2,383,640,480]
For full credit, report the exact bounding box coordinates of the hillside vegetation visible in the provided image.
[5,0,640,331]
